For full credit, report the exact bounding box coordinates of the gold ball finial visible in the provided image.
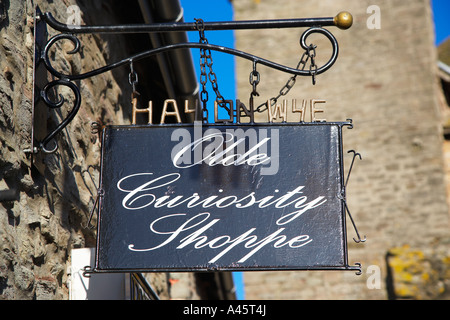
[334,11,353,30]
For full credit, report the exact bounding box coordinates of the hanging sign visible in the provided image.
[94,122,354,272]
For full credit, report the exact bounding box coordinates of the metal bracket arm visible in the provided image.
[40,11,353,33]
[31,7,353,154]
[42,31,337,81]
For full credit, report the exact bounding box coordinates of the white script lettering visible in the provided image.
[128,212,313,263]
[117,172,327,225]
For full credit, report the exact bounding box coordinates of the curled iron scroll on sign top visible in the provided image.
[41,27,340,81]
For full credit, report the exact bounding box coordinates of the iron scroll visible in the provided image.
[30,6,352,154]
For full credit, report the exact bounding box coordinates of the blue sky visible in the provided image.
[432,0,450,45]
[180,0,235,123]
[179,0,244,299]
[179,0,450,301]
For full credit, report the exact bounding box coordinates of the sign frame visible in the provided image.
[93,122,361,274]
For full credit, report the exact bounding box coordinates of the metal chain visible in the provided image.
[196,19,209,121]
[307,44,318,85]
[249,61,260,98]
[195,18,228,121]
[128,60,139,95]
[255,43,317,113]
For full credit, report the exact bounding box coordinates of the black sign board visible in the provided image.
[95,122,354,272]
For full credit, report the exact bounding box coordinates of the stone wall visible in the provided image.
[386,243,450,299]
[233,0,450,299]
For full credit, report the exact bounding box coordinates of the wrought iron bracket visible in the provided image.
[29,6,352,156]
[81,265,95,278]
[82,263,362,276]
[341,149,366,244]
[339,123,364,275]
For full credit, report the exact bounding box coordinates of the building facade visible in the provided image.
[233,0,450,299]
[1,0,449,300]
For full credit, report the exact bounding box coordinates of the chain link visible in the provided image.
[307,44,318,85]
[254,44,318,113]
[128,60,139,94]
[249,61,260,98]
[195,18,228,121]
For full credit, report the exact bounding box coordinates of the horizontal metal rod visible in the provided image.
[39,11,352,34]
